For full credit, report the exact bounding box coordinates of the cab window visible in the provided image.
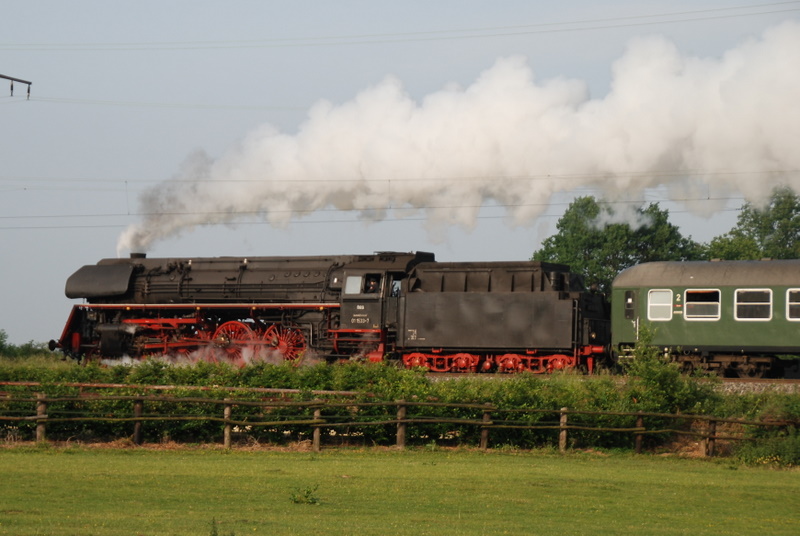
[391,278,402,297]
[345,274,382,295]
[364,275,381,294]
[344,276,363,295]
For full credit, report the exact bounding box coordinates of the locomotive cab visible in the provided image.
[340,271,385,330]
[327,252,434,362]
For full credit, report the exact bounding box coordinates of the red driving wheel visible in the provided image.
[263,324,306,361]
[212,321,255,365]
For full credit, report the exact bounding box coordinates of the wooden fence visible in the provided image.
[1,390,792,456]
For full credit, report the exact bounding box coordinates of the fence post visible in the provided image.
[480,404,492,450]
[133,399,143,446]
[705,419,717,457]
[36,393,47,443]
[635,411,644,454]
[223,399,232,449]
[559,407,569,452]
[312,407,322,453]
[396,401,407,449]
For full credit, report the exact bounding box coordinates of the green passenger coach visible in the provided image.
[611,260,800,377]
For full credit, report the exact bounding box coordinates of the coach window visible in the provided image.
[735,289,772,321]
[684,290,720,321]
[647,289,673,321]
[787,290,800,321]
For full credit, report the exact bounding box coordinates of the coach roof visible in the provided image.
[612,259,800,289]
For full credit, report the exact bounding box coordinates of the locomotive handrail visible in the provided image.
[71,302,341,309]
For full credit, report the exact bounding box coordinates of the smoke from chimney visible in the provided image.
[117,21,800,255]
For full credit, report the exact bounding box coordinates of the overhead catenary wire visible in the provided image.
[2,7,795,240]
[1,168,797,185]
[28,95,305,111]
[0,73,32,99]
[0,209,749,232]
[0,194,750,232]
[1,2,799,51]
[0,169,788,227]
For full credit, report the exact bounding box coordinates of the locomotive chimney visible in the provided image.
[130,252,147,259]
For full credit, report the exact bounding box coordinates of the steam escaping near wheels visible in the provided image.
[101,347,323,368]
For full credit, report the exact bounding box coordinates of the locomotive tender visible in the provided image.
[51,252,611,373]
[611,259,800,377]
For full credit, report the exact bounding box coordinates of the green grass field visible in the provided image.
[0,446,798,536]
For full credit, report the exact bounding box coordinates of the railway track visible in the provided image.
[720,377,800,384]
[716,377,800,393]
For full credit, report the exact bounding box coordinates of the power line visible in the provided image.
[0,195,749,231]
[0,73,32,99]
[2,3,798,51]
[1,169,796,185]
[30,95,305,111]
[0,196,747,219]
[0,210,748,232]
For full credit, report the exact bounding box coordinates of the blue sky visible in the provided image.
[2,1,799,343]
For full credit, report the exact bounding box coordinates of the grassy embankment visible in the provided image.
[0,447,798,536]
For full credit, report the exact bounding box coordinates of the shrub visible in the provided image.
[1,353,797,452]
[735,428,800,467]
[622,326,719,415]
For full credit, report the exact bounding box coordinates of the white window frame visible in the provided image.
[344,275,363,295]
[734,288,772,322]
[787,289,800,322]
[684,289,721,321]
[647,289,673,321]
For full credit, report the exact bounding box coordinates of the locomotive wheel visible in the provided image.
[403,352,430,369]
[450,353,479,373]
[263,324,307,361]
[495,354,523,373]
[212,321,256,366]
[547,355,568,372]
[737,363,766,379]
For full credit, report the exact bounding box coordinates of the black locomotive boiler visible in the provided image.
[51,252,611,373]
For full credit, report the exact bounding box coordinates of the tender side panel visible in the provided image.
[401,292,574,350]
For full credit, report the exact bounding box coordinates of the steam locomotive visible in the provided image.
[50,252,611,373]
[51,252,800,377]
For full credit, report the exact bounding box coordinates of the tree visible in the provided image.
[532,196,705,291]
[0,329,9,356]
[707,187,800,260]
[0,329,48,358]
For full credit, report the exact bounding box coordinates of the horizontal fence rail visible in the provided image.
[1,387,794,456]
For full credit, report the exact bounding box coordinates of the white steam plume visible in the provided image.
[118,21,800,254]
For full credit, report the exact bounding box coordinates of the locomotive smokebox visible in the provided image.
[130,252,147,259]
